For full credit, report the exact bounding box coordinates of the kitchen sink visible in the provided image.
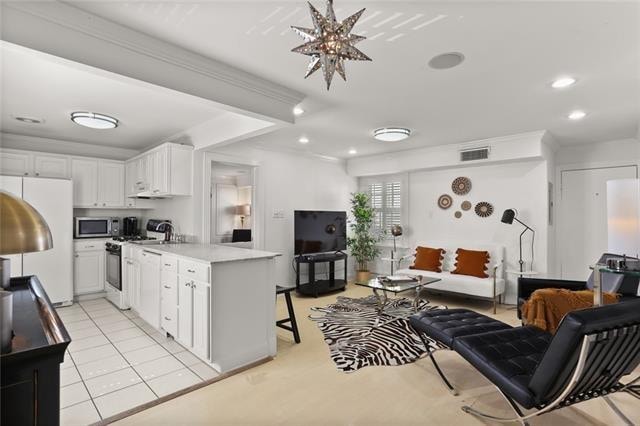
[130,240,180,245]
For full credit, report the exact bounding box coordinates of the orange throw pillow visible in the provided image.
[410,246,445,272]
[452,248,490,278]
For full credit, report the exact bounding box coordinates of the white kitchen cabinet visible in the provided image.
[139,250,161,328]
[98,161,125,207]
[177,276,193,348]
[160,255,178,336]
[33,154,69,178]
[74,249,105,295]
[71,158,99,207]
[125,143,192,197]
[191,281,210,359]
[0,151,32,176]
[125,258,141,311]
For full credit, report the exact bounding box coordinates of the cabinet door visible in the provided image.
[191,281,210,360]
[124,160,137,197]
[0,152,32,176]
[71,158,99,207]
[74,250,105,295]
[139,251,161,329]
[152,149,169,195]
[125,259,141,311]
[134,157,147,192]
[177,277,193,348]
[98,161,125,207]
[33,155,69,178]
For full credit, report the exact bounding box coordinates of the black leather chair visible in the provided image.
[454,299,640,425]
[517,253,640,318]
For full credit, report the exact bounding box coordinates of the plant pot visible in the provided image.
[356,270,371,283]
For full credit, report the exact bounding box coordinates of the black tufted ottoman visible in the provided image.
[409,308,512,395]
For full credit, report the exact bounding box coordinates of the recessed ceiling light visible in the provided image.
[373,127,411,142]
[568,110,587,120]
[348,149,357,155]
[428,52,465,70]
[551,77,576,89]
[14,116,43,124]
[298,136,309,144]
[71,111,118,129]
[293,106,305,116]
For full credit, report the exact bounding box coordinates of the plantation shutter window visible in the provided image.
[366,180,402,236]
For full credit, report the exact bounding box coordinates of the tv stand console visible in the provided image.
[295,252,348,297]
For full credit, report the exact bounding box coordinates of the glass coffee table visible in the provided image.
[354,275,442,317]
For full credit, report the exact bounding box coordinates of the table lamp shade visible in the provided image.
[607,179,640,258]
[0,190,53,255]
[235,204,251,216]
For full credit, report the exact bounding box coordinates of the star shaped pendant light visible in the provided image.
[291,0,372,90]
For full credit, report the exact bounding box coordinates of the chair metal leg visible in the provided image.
[461,386,530,425]
[603,396,634,426]
[417,333,458,395]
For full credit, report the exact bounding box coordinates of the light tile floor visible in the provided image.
[56,298,219,425]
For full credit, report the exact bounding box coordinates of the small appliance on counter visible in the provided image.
[122,216,139,237]
[74,217,120,239]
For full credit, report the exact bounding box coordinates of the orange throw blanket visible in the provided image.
[521,288,619,334]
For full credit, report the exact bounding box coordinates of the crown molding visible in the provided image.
[1,1,304,123]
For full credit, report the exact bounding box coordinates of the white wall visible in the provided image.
[555,138,640,166]
[205,145,358,285]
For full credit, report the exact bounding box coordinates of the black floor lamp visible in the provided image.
[501,209,535,275]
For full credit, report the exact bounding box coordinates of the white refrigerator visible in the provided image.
[1,175,73,305]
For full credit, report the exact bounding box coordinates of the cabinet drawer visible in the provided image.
[74,240,104,251]
[162,255,178,273]
[161,301,178,337]
[161,272,178,306]
[178,260,210,283]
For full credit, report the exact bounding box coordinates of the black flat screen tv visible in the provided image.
[294,210,347,255]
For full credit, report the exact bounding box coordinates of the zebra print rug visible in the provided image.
[309,295,442,373]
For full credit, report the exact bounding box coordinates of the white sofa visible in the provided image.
[395,241,505,313]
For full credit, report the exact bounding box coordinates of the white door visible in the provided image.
[71,158,98,207]
[33,155,69,178]
[0,152,32,176]
[98,161,125,207]
[0,176,23,276]
[192,281,210,359]
[74,250,105,295]
[560,165,638,280]
[22,178,73,304]
[139,251,161,328]
[178,276,193,348]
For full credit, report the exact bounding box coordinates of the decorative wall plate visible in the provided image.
[452,177,472,195]
[438,194,453,209]
[461,200,472,211]
[474,202,494,218]
[454,211,462,219]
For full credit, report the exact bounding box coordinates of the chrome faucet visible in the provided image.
[156,222,174,242]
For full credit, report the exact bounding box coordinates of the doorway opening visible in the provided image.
[210,161,256,248]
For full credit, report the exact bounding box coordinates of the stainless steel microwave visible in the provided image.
[74,217,120,239]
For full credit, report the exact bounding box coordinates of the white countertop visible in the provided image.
[130,243,281,264]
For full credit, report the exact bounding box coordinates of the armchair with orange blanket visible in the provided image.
[516,253,640,320]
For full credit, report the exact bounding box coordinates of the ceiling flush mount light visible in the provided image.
[291,0,372,90]
[298,136,310,144]
[293,106,305,116]
[551,77,576,89]
[568,110,587,120]
[428,52,465,70]
[373,127,411,142]
[71,112,118,129]
[14,116,43,124]
[348,148,357,155]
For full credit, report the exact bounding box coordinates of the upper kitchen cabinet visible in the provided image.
[0,149,69,178]
[71,157,125,207]
[125,143,193,198]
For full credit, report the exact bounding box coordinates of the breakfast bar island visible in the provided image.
[122,243,280,373]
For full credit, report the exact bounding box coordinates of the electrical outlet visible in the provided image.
[272,209,285,219]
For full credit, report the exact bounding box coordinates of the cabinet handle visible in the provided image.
[103,203,106,206]
[164,316,171,321]
[187,269,195,273]
[75,254,79,258]
[184,282,190,287]
[24,172,28,176]
[35,172,40,176]
[86,245,94,248]
[164,263,172,267]
[94,203,98,206]
[163,285,171,289]
[127,261,133,265]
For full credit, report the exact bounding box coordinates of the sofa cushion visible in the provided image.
[409,308,511,347]
[452,248,490,278]
[411,246,445,272]
[395,269,505,298]
[453,326,552,409]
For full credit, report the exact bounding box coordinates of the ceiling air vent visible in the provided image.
[460,147,490,162]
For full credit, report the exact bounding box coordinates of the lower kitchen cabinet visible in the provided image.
[177,276,210,360]
[74,249,105,295]
[139,250,161,328]
[124,257,141,311]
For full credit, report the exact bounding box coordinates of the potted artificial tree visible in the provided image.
[347,192,382,282]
